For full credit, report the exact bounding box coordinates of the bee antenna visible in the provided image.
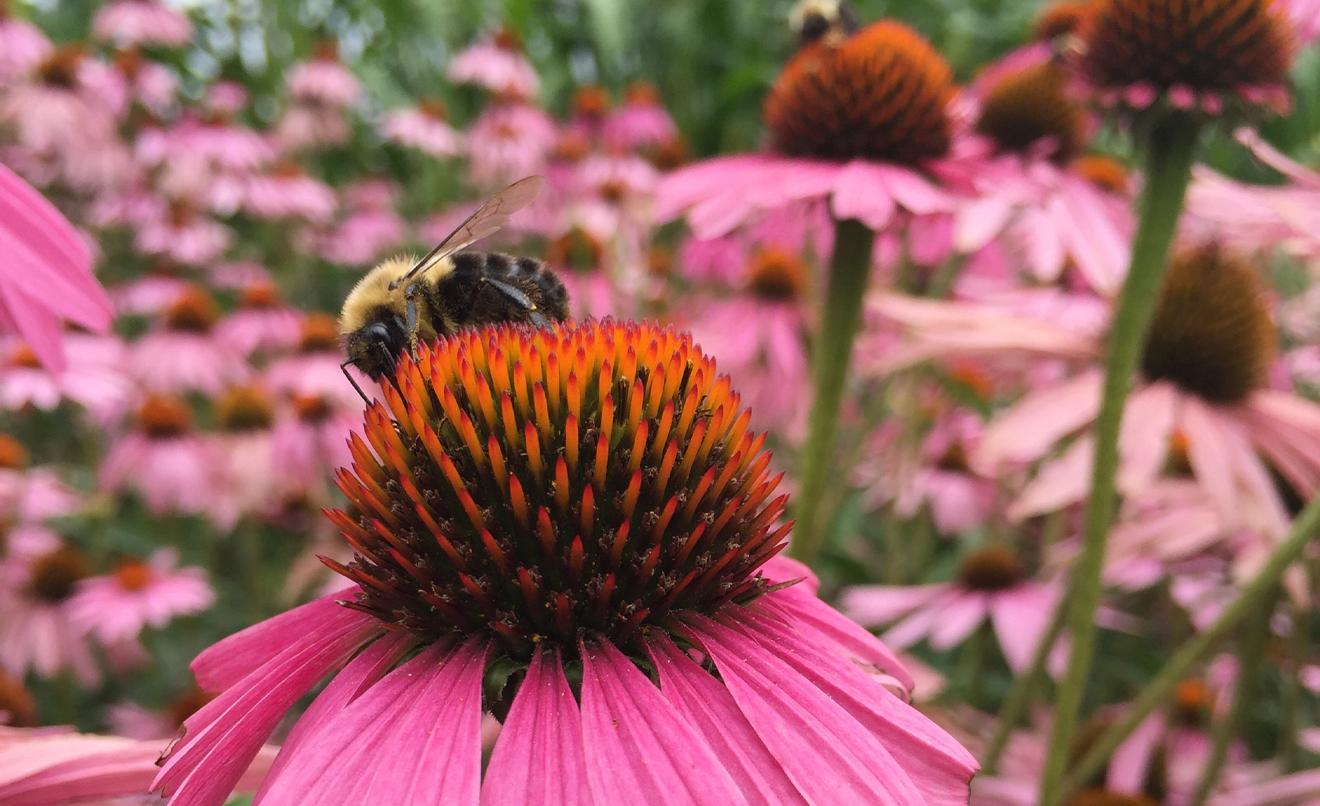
[340,360,372,406]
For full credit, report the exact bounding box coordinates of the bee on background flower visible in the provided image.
[337,176,568,401]
[790,0,859,48]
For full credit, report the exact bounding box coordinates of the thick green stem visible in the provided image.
[1061,493,1320,798]
[982,598,1068,774]
[1039,116,1202,806]
[1188,588,1276,806]
[790,218,875,565]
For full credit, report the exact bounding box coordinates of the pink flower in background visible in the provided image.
[447,28,539,99]
[303,179,406,266]
[204,80,247,115]
[542,224,619,319]
[128,287,247,394]
[99,395,219,518]
[466,102,556,188]
[92,0,192,47]
[134,199,233,265]
[269,392,358,502]
[274,102,350,152]
[264,313,372,410]
[244,162,337,223]
[109,267,189,315]
[0,528,99,685]
[843,546,1067,674]
[604,82,678,152]
[110,48,177,115]
[0,335,134,424]
[0,434,79,524]
[209,385,281,528]
[0,8,50,80]
[286,41,361,108]
[214,281,303,357]
[0,163,112,373]
[69,549,213,645]
[380,99,463,157]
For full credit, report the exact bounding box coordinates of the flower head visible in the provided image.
[975,60,1087,161]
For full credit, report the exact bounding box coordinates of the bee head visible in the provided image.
[345,315,408,381]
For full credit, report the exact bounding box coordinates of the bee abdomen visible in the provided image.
[441,252,570,328]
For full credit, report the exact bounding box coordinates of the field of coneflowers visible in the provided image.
[1,0,1319,803]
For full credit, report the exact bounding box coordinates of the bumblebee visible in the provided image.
[338,176,568,399]
[789,0,858,47]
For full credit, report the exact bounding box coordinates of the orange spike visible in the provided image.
[621,469,642,520]
[536,506,557,557]
[523,421,544,480]
[487,434,508,491]
[564,413,580,476]
[580,484,596,538]
[609,521,630,567]
[553,456,571,514]
[500,392,521,449]
[627,420,649,476]
[593,433,610,492]
[655,440,678,498]
[508,472,530,528]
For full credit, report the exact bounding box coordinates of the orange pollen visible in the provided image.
[1078,0,1296,95]
[573,85,611,119]
[764,20,954,165]
[239,281,282,309]
[0,671,37,727]
[746,248,808,301]
[625,82,660,106]
[114,560,154,592]
[215,385,275,431]
[8,343,42,370]
[163,287,220,332]
[299,313,342,353]
[419,97,448,120]
[136,395,193,438]
[27,546,90,603]
[0,435,28,470]
[327,321,790,660]
[956,545,1023,591]
[546,228,604,273]
[293,393,334,422]
[975,61,1086,161]
[1033,2,1091,41]
[1072,154,1129,194]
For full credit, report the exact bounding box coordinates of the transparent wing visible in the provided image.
[389,176,545,290]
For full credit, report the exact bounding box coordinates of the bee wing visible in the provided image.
[389,176,545,290]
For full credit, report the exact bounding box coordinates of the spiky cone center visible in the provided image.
[1067,793,1159,806]
[327,320,790,660]
[573,86,610,119]
[293,393,335,423]
[114,559,154,592]
[1078,0,1295,97]
[27,546,90,603]
[624,81,660,106]
[1140,242,1275,405]
[956,545,1023,591]
[136,395,193,438]
[418,97,448,120]
[239,281,283,309]
[0,671,37,727]
[1072,154,1129,194]
[0,434,29,471]
[1172,677,1214,724]
[546,228,604,274]
[299,313,341,353]
[37,46,83,89]
[764,20,954,165]
[976,61,1087,161]
[747,248,808,301]
[215,385,275,432]
[646,136,688,171]
[164,287,220,333]
[8,343,42,370]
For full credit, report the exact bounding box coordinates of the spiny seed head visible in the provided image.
[975,61,1087,161]
[765,20,954,165]
[546,227,603,273]
[327,321,790,659]
[0,671,37,727]
[1140,242,1275,405]
[956,545,1022,591]
[27,546,90,603]
[0,434,29,471]
[1067,793,1160,806]
[1172,677,1214,724]
[114,559,155,592]
[239,281,282,309]
[299,313,341,353]
[136,395,193,438]
[8,343,41,369]
[747,248,808,301]
[572,86,611,119]
[1078,0,1295,99]
[164,287,220,333]
[1072,154,1129,193]
[215,385,275,432]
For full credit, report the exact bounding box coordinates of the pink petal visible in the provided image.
[1008,435,1092,520]
[831,161,895,230]
[647,636,804,803]
[927,592,989,651]
[987,586,1058,674]
[768,586,915,691]
[955,195,1015,252]
[482,649,590,806]
[579,640,743,804]
[873,164,949,215]
[975,369,1103,473]
[839,583,947,626]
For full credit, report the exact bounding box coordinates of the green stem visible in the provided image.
[982,598,1068,774]
[1039,116,1202,806]
[1061,493,1320,799]
[790,218,875,565]
[1188,587,1276,806]
[1278,563,1315,770]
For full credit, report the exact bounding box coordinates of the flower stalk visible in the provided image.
[1060,492,1320,799]
[791,217,875,565]
[1039,114,1202,805]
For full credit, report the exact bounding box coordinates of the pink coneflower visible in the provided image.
[209,384,280,528]
[304,181,407,266]
[108,687,214,740]
[0,48,116,159]
[843,546,1066,674]
[269,392,357,503]
[204,80,247,115]
[244,162,337,223]
[872,242,1320,579]
[0,434,79,524]
[214,281,303,357]
[380,98,463,157]
[447,28,539,99]
[286,40,361,108]
[0,335,133,425]
[0,528,99,685]
[92,0,191,47]
[656,20,957,239]
[134,199,233,265]
[0,163,112,373]
[111,47,177,115]
[0,726,274,803]
[164,112,274,173]
[543,225,618,319]
[685,247,810,437]
[99,394,219,518]
[128,287,247,394]
[604,82,678,153]
[0,671,37,727]
[110,263,190,315]
[155,321,976,804]
[273,102,350,152]
[466,102,557,188]
[0,3,51,81]
[264,313,372,410]
[69,549,214,645]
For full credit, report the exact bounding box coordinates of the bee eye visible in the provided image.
[367,322,393,341]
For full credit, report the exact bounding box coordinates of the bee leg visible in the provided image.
[340,360,371,406]
[404,284,421,355]
[482,277,542,323]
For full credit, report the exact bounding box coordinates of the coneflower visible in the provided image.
[154,320,976,805]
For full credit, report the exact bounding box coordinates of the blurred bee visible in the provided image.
[789,0,859,48]
[338,176,568,401]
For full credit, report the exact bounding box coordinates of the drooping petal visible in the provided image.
[975,368,1104,473]
[482,649,590,806]
[770,584,914,691]
[578,640,744,805]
